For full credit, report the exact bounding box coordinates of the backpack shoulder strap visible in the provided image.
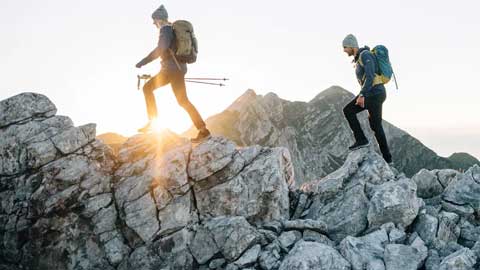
[357,50,372,66]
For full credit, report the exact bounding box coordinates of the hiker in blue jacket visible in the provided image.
[135,5,210,142]
[342,34,392,164]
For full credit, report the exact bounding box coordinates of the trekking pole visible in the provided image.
[185,80,225,87]
[185,78,229,81]
[392,73,399,90]
[137,74,227,89]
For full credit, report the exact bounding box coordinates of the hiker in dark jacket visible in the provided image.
[342,34,392,164]
[135,5,210,142]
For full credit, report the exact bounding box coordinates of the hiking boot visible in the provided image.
[138,121,153,133]
[348,140,370,151]
[388,162,399,175]
[387,161,394,167]
[191,128,211,143]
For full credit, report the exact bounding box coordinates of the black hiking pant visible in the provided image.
[143,69,206,130]
[343,91,392,163]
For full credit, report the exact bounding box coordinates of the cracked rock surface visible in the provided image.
[1,92,480,270]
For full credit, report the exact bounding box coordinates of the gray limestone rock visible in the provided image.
[435,169,460,188]
[0,115,77,175]
[443,165,480,212]
[368,177,422,228]
[302,230,335,247]
[441,200,475,218]
[189,224,219,265]
[209,258,226,269]
[279,240,351,270]
[234,244,261,267]
[157,193,197,236]
[278,230,302,252]
[262,220,284,234]
[304,149,395,242]
[339,229,388,270]
[188,136,237,181]
[412,212,439,245]
[425,249,441,270]
[383,238,428,270]
[194,147,292,225]
[123,193,159,242]
[459,220,480,248]
[258,229,278,246]
[283,219,327,233]
[367,259,386,270]
[438,248,477,270]
[153,228,195,269]
[436,211,461,243]
[472,241,480,259]
[117,245,161,270]
[259,242,282,270]
[50,124,96,155]
[388,227,407,244]
[412,169,444,198]
[0,92,56,128]
[206,216,261,262]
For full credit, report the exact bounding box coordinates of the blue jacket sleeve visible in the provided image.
[360,51,375,96]
[138,26,173,66]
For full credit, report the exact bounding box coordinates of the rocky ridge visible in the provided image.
[185,87,465,185]
[1,92,479,270]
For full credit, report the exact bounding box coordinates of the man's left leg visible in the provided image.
[170,72,211,142]
[343,97,370,150]
[366,93,392,163]
[138,71,171,132]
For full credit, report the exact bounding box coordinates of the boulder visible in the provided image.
[411,169,444,198]
[438,248,477,270]
[340,229,388,270]
[279,240,351,270]
[367,177,423,228]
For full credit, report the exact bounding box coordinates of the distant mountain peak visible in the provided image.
[310,85,353,103]
[448,152,480,170]
[226,89,258,112]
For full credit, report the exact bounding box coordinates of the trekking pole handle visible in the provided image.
[137,74,152,90]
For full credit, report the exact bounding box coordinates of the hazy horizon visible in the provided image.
[90,86,480,160]
[1,0,479,160]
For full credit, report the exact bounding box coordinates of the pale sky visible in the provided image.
[1,0,479,159]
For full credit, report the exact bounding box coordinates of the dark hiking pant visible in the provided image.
[343,91,392,163]
[143,69,206,130]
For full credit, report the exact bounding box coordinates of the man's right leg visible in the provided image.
[343,97,368,145]
[170,72,207,130]
[170,72,210,142]
[366,92,392,163]
[142,71,170,120]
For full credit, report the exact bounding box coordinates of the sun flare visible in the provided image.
[150,118,166,133]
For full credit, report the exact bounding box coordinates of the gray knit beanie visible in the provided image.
[151,5,168,20]
[342,34,359,48]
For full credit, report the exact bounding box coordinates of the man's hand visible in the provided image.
[356,95,365,108]
[135,60,144,69]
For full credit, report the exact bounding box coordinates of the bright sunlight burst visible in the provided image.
[150,118,166,133]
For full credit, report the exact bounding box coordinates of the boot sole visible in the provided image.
[348,142,370,151]
[191,134,212,143]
